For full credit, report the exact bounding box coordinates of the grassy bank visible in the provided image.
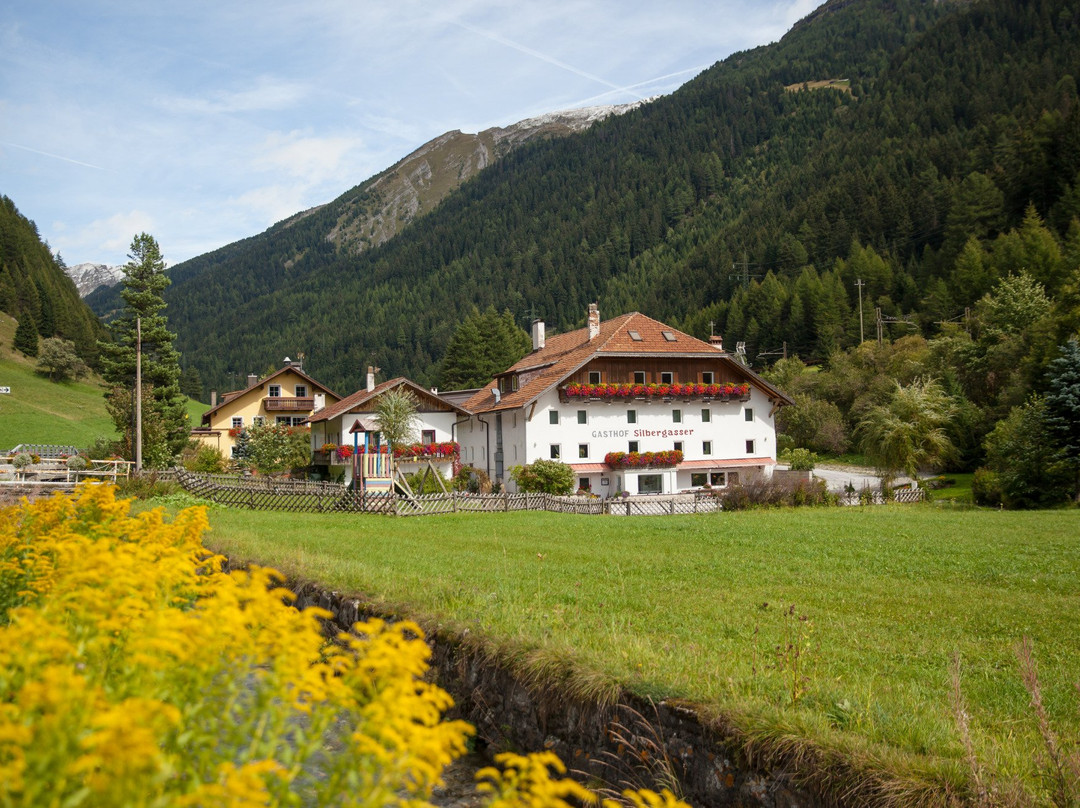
[202,503,1080,802]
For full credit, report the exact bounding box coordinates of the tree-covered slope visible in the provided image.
[148,0,1078,396]
[0,196,106,364]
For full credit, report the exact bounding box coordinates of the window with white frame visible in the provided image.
[633,371,646,385]
[703,440,712,455]
[577,410,587,425]
[294,384,307,397]
[629,440,639,453]
[673,441,683,453]
[549,410,559,425]
[746,439,755,454]
[550,444,561,460]
[627,409,637,424]
[588,371,601,384]
[701,408,711,422]
[660,371,673,384]
[268,385,281,397]
[702,371,714,384]
[578,444,589,459]
[231,416,243,429]
[745,408,754,422]
[253,416,265,426]
[672,409,681,423]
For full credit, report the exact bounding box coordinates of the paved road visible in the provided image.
[778,463,894,494]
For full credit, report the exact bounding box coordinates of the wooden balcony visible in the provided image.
[263,396,314,412]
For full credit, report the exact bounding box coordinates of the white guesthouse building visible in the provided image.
[457,305,794,496]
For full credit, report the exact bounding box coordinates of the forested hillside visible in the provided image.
[0,196,105,364]
[113,0,1077,407]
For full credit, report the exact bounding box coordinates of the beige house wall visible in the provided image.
[194,369,339,458]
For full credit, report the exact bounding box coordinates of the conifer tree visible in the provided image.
[13,313,38,357]
[99,234,188,466]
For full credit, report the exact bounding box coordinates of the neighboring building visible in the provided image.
[305,368,470,485]
[191,359,341,459]
[458,304,794,496]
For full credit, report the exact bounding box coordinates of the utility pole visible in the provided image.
[135,315,143,473]
[855,278,865,343]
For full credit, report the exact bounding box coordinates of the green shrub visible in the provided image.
[972,467,1003,507]
[509,459,574,495]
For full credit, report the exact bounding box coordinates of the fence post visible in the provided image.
[670,499,675,515]
[453,490,458,513]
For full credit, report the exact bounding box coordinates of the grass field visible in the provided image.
[0,311,208,450]
[199,502,1080,802]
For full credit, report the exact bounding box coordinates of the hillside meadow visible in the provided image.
[0,311,206,451]
[200,501,1080,802]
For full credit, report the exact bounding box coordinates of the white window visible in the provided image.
[673,441,683,453]
[745,408,754,422]
[589,371,602,384]
[422,429,436,444]
[550,410,559,425]
[701,408,711,422]
[746,439,755,454]
[268,385,281,397]
[703,441,712,455]
[231,416,243,429]
[660,372,673,384]
[633,371,646,384]
[672,409,682,423]
[578,444,589,459]
[627,409,637,424]
[629,440,639,453]
[276,416,306,426]
[253,416,265,426]
[702,372,714,384]
[577,410,587,425]
[295,385,307,397]
[550,444,561,459]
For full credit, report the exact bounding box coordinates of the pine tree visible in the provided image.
[13,313,38,357]
[98,234,188,466]
[1044,338,1080,501]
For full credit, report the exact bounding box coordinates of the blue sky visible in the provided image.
[1,1,817,267]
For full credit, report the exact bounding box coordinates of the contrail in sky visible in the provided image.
[453,20,646,100]
[1,141,110,171]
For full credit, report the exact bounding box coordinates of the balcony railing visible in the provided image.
[263,396,315,412]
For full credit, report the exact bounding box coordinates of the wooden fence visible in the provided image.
[171,471,923,516]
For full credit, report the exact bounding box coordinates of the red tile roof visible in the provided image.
[306,377,469,424]
[462,311,792,413]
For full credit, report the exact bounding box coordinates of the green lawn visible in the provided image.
[200,503,1080,802]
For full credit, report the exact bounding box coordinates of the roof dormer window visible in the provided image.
[662,331,677,342]
[629,330,642,341]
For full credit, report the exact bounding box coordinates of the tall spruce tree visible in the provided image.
[13,313,38,357]
[437,307,531,390]
[99,234,188,466]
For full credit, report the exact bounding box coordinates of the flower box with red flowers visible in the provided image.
[604,450,683,469]
[561,382,749,402]
[393,441,460,461]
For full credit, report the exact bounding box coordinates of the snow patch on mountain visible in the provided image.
[65,262,124,297]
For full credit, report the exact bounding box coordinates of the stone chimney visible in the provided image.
[313,393,325,411]
[709,334,724,351]
[531,319,545,351]
[366,365,378,392]
[210,390,218,408]
[246,373,258,388]
[587,303,600,340]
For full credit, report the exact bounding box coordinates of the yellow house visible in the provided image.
[191,359,341,460]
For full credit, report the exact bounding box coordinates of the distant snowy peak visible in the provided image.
[65,262,124,297]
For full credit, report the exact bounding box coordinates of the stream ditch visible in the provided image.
[285,578,825,808]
